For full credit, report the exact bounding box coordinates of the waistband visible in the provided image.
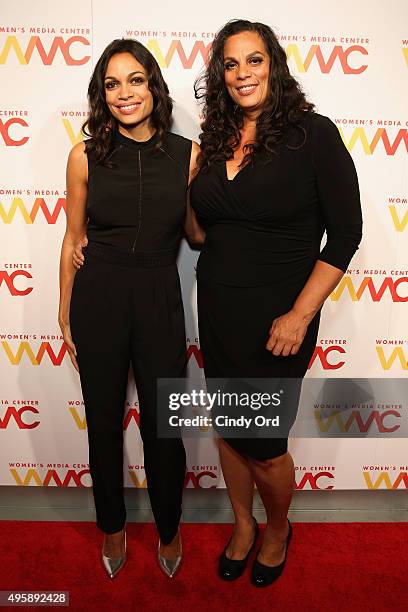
[85,242,178,267]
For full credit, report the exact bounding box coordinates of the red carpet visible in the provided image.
[1,521,406,611]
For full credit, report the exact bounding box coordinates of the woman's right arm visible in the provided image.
[58,142,88,371]
[184,140,206,247]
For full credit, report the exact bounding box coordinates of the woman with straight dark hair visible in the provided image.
[59,38,200,579]
[191,20,362,587]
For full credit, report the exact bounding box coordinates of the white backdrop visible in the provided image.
[1,0,407,491]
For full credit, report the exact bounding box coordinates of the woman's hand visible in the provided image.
[266,262,346,357]
[59,320,79,372]
[73,235,88,270]
[266,309,310,356]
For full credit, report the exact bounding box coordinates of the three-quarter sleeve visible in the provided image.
[311,114,363,272]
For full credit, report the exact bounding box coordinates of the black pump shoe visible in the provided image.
[218,517,259,581]
[251,519,292,587]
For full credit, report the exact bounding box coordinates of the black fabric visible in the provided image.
[70,129,192,543]
[84,242,178,267]
[86,129,192,253]
[191,112,362,287]
[197,276,320,461]
[70,251,187,543]
[190,112,362,460]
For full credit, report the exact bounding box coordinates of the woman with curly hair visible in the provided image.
[190,20,362,586]
[59,39,200,579]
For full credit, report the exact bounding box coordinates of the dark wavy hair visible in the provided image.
[82,39,173,165]
[194,19,315,171]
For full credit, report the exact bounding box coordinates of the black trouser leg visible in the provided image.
[70,254,131,534]
[130,265,187,545]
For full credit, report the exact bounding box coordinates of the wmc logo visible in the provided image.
[62,119,84,145]
[376,347,408,370]
[69,405,140,430]
[187,343,203,368]
[308,346,346,369]
[0,118,29,146]
[128,470,147,488]
[139,39,211,69]
[330,276,408,302]
[0,270,33,296]
[10,467,91,486]
[285,44,368,74]
[403,40,408,67]
[0,197,66,223]
[337,126,408,155]
[295,471,335,489]
[128,469,218,489]
[1,341,67,365]
[0,35,90,65]
[0,406,40,429]
[184,469,218,488]
[138,39,368,73]
[314,409,401,433]
[388,197,408,232]
[363,471,408,489]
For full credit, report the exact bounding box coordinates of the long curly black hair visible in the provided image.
[82,39,172,165]
[194,19,314,171]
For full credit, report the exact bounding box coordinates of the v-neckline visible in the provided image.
[224,160,250,182]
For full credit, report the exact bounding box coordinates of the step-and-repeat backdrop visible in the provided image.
[1,0,407,492]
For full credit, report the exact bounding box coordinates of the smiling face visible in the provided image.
[104,52,154,129]
[223,31,270,116]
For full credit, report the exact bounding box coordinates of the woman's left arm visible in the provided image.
[267,115,363,356]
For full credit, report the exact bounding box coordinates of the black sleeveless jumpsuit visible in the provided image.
[190,113,362,461]
[70,128,192,543]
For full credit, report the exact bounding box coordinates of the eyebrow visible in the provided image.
[223,51,265,61]
[104,70,145,80]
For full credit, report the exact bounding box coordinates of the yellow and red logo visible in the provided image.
[0,195,66,224]
[126,34,368,74]
[0,404,40,429]
[128,468,147,488]
[0,270,33,296]
[69,402,141,430]
[295,468,335,490]
[127,467,219,489]
[375,345,408,370]
[124,36,211,69]
[308,345,346,369]
[314,408,401,433]
[9,465,91,486]
[61,111,88,145]
[286,43,368,74]
[330,275,408,302]
[388,197,408,232]
[1,339,67,366]
[363,470,408,489]
[184,466,218,489]
[0,34,90,65]
[0,117,29,146]
[335,122,408,156]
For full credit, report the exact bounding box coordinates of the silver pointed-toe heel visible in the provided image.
[102,532,127,579]
[157,537,182,578]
